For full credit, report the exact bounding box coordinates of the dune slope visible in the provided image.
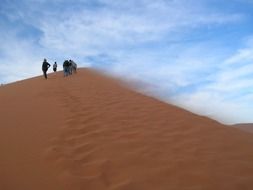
[1,69,253,190]
[233,124,253,134]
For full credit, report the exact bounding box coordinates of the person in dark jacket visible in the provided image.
[42,58,51,79]
[63,60,70,77]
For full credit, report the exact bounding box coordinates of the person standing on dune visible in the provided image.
[63,60,70,77]
[53,62,57,72]
[42,58,51,79]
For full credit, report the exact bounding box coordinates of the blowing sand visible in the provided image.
[233,124,253,134]
[1,68,253,190]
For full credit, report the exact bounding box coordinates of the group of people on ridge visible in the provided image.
[63,59,77,77]
[42,58,77,79]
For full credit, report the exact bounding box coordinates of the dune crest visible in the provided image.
[1,68,253,190]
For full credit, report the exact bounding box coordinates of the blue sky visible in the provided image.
[1,0,253,124]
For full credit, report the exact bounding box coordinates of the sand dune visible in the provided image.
[233,123,253,134]
[1,68,253,190]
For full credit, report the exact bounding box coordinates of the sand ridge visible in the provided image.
[1,68,253,190]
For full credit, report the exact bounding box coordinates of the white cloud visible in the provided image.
[224,49,253,65]
[163,39,253,124]
[26,0,242,53]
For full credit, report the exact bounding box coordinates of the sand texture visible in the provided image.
[1,69,253,190]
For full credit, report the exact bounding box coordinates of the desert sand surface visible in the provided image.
[233,123,253,134]
[1,68,253,190]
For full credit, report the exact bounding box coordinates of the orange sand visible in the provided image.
[1,68,253,190]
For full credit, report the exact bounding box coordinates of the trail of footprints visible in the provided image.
[46,89,115,186]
